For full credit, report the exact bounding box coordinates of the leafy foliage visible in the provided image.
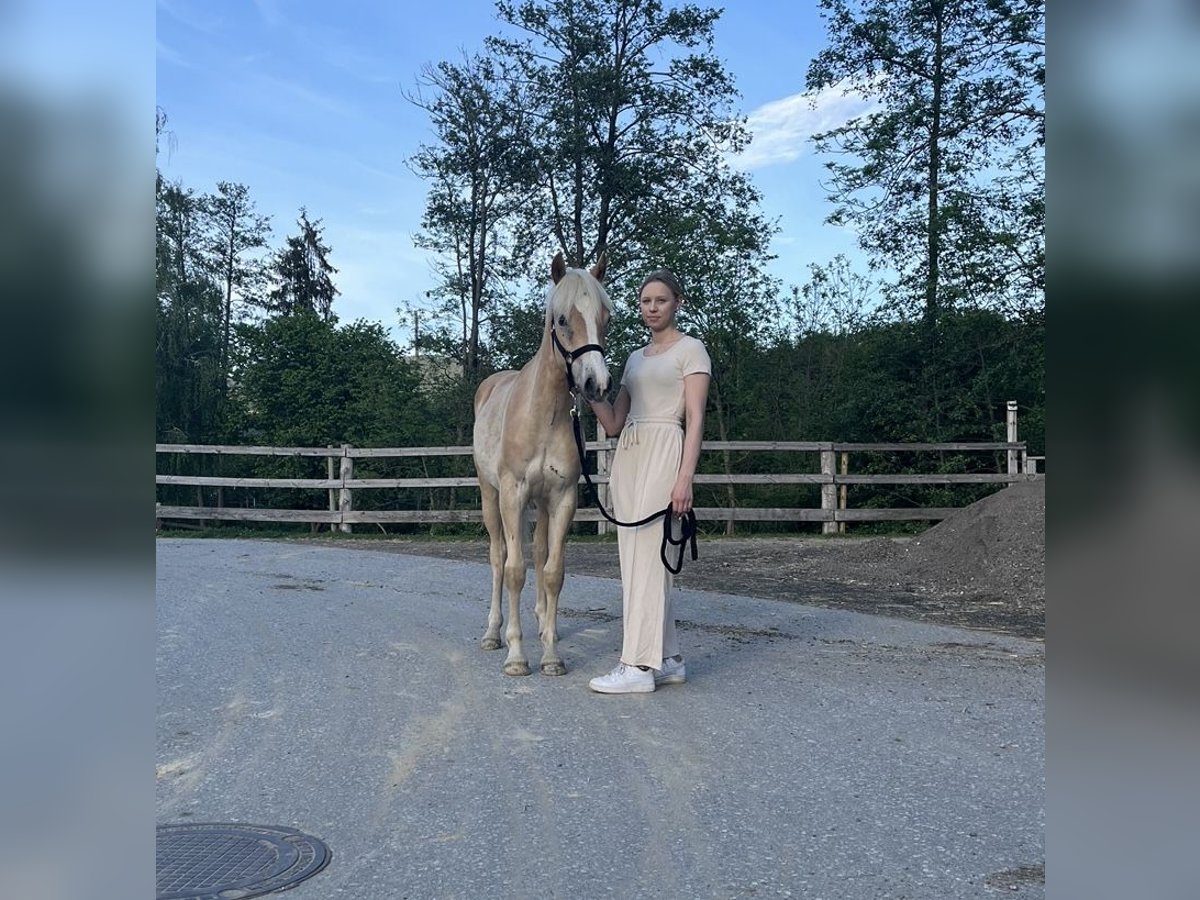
[489,0,750,269]
[407,0,778,404]
[230,314,423,448]
[807,0,1044,323]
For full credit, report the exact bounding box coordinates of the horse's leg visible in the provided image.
[532,501,550,633]
[479,479,505,651]
[538,489,577,676]
[498,478,531,676]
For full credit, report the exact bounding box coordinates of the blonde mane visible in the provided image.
[546,267,613,325]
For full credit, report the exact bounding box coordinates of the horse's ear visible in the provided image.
[590,251,608,283]
[551,252,567,285]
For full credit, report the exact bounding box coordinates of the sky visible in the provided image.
[156,0,876,343]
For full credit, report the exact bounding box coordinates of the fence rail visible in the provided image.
[156,422,1040,534]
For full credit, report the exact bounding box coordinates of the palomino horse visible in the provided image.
[472,252,612,676]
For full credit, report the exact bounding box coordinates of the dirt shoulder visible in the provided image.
[293,482,1045,640]
[298,531,1044,641]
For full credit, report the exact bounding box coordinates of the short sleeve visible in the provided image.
[678,337,712,378]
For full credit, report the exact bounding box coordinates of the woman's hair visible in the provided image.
[639,269,684,301]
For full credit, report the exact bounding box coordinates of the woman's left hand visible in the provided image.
[670,475,693,517]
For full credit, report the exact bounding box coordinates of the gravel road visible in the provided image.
[156,537,1044,899]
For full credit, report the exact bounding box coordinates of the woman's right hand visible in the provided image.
[590,386,630,435]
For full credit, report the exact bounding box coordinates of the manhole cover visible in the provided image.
[156,823,331,900]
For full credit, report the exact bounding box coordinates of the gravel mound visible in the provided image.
[886,480,1045,606]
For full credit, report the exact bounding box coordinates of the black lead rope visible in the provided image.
[569,406,698,575]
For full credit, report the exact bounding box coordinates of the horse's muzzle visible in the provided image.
[581,375,606,404]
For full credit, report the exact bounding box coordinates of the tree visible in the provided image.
[156,109,223,442]
[488,0,757,290]
[156,106,176,161]
[406,0,779,467]
[806,0,1045,326]
[790,254,876,338]
[200,181,272,384]
[267,208,339,321]
[405,52,538,384]
[156,180,206,294]
[156,176,226,442]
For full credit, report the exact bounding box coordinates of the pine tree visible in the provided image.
[267,209,339,321]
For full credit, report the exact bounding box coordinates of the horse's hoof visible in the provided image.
[540,661,567,677]
[481,637,502,651]
[503,661,531,677]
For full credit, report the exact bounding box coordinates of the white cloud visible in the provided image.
[733,78,881,171]
[155,40,190,68]
[251,74,356,119]
[156,0,223,34]
[251,0,285,29]
[253,0,396,85]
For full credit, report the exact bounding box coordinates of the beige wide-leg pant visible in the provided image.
[610,418,683,670]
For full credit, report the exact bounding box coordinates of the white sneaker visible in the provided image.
[588,663,655,694]
[655,656,686,686]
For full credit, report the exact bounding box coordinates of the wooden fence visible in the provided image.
[156,405,1041,534]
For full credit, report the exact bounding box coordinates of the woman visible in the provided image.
[586,269,711,694]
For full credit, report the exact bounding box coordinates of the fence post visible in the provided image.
[1006,400,1019,477]
[820,446,837,535]
[327,446,337,529]
[595,421,609,536]
[838,451,848,534]
[339,444,353,534]
[216,453,224,516]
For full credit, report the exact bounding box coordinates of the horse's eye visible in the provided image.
[557,315,566,326]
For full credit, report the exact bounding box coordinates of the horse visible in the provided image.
[472,252,612,676]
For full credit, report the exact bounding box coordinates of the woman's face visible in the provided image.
[638,280,679,331]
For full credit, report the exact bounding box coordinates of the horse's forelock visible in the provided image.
[548,267,612,321]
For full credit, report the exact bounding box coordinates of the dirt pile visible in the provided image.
[883,480,1045,607]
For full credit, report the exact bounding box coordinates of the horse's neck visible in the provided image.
[522,329,570,416]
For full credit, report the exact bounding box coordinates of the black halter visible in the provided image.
[551,327,606,396]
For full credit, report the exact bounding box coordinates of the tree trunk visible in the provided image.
[923,5,946,440]
[221,232,234,401]
[926,5,944,331]
[470,178,485,383]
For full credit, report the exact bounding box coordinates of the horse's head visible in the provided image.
[548,251,612,403]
